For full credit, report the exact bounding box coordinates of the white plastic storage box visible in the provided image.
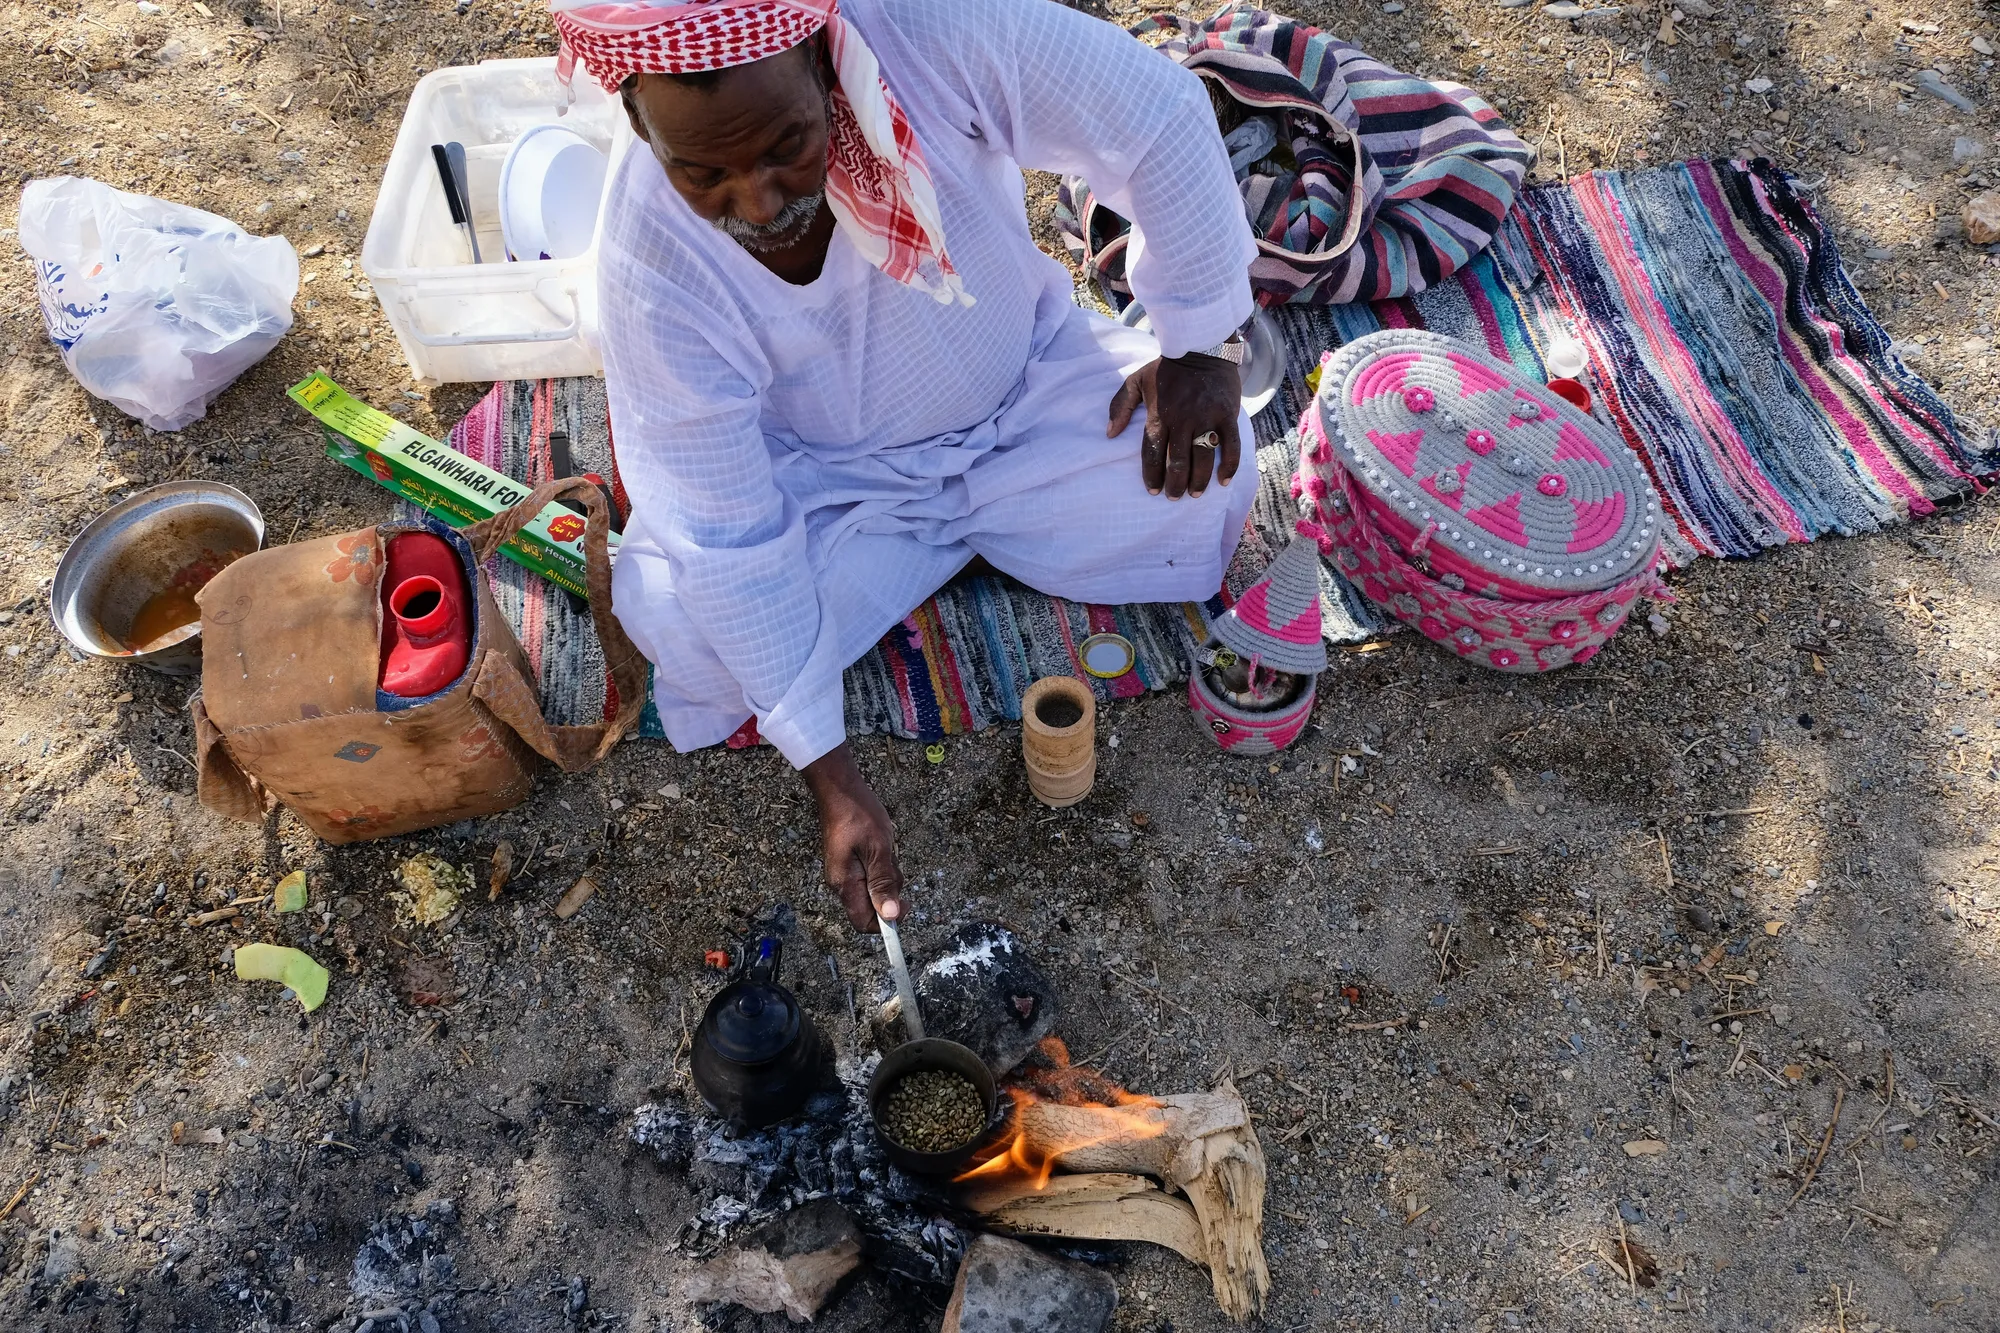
[362,58,634,383]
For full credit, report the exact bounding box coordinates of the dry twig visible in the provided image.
[1105,964,1193,1016]
[1790,1087,1846,1207]
[1940,1092,2000,1131]
[1613,1207,1638,1295]
[0,1173,37,1224]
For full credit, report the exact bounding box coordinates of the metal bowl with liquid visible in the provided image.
[50,482,265,676]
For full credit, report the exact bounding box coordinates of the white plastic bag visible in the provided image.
[20,178,299,431]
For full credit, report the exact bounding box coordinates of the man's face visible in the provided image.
[623,42,832,254]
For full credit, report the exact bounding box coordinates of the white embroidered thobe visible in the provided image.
[601,0,1258,767]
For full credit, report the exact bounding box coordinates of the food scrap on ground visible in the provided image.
[272,869,308,914]
[391,852,471,927]
[232,942,331,1012]
[554,875,598,920]
[487,840,516,901]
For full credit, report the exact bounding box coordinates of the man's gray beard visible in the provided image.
[713,190,826,253]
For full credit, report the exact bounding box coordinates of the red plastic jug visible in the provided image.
[379,533,472,697]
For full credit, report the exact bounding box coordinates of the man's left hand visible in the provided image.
[1108,351,1242,500]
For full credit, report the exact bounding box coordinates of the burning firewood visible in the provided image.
[956,1046,1269,1323]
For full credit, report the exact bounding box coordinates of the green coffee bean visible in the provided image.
[878,1069,985,1153]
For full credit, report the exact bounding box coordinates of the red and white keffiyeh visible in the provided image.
[551,0,971,306]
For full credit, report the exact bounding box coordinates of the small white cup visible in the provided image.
[1545,336,1589,380]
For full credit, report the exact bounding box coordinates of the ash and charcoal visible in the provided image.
[869,922,1058,1079]
[342,1199,461,1333]
[633,1070,975,1288]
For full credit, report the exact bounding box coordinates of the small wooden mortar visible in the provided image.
[1021,676,1095,808]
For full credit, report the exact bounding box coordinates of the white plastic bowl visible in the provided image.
[499,123,610,263]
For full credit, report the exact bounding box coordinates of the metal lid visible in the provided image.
[1078,632,1135,679]
[1315,329,1660,597]
[701,980,801,1066]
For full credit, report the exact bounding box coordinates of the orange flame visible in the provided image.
[954,1037,1168,1190]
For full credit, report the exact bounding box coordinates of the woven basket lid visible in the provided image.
[1212,537,1329,675]
[1315,329,1661,597]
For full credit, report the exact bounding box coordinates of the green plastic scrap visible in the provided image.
[273,870,308,914]
[234,943,329,1012]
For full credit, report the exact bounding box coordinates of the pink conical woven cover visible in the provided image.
[1212,537,1329,675]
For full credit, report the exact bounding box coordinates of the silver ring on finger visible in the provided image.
[1193,430,1221,450]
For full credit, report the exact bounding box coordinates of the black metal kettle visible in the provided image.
[690,936,822,1128]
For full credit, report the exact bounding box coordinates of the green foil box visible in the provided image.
[288,373,615,598]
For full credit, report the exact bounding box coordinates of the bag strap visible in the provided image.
[1054,175,1135,311]
[463,477,648,772]
[1168,42,1372,272]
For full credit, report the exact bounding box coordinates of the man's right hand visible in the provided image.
[802,741,904,932]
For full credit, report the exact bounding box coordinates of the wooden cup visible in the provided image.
[1022,676,1096,808]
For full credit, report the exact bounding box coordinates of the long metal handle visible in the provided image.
[878,915,924,1042]
[444,141,482,265]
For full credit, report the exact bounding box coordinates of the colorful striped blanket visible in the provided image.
[433,160,1994,745]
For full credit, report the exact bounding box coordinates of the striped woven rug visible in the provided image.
[434,158,1995,744]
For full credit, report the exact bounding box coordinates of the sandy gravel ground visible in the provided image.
[0,0,1995,1329]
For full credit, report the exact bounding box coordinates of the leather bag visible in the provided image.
[191,477,646,843]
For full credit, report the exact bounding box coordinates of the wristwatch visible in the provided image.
[1187,333,1247,365]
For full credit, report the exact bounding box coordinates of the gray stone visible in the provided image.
[942,1235,1117,1333]
[1543,1,1584,16]
[83,940,117,979]
[1744,76,1774,94]
[1955,138,1987,167]
[43,1231,82,1282]
[1967,192,2000,246]
[1915,70,1975,112]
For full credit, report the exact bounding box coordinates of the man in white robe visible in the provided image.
[557,0,1257,929]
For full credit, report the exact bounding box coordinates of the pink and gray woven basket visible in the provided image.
[1295,330,1666,673]
[1188,538,1326,755]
